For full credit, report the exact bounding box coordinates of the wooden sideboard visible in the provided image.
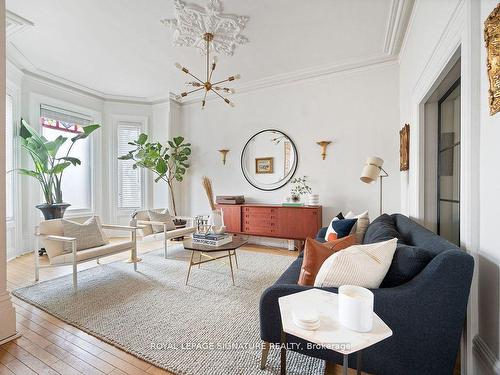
[216,204,322,241]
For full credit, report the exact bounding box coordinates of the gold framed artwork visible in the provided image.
[255,157,273,174]
[399,123,410,171]
[484,3,500,116]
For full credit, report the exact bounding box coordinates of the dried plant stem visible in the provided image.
[202,176,216,211]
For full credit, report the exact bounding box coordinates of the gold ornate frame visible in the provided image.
[255,157,274,174]
[484,4,500,116]
[400,124,410,171]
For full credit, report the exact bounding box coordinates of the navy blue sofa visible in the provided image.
[259,214,474,375]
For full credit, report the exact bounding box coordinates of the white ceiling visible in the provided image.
[6,0,412,101]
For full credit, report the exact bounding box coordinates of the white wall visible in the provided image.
[478,0,500,372]
[5,65,174,255]
[399,0,500,373]
[179,62,400,228]
[399,0,463,217]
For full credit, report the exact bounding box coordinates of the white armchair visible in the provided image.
[130,209,196,259]
[35,216,138,291]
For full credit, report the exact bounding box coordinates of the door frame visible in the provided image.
[436,78,461,241]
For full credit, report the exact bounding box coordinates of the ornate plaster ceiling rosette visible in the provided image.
[161,0,249,56]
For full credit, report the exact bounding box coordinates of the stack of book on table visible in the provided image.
[192,233,233,247]
[216,195,245,205]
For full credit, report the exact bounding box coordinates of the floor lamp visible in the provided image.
[360,157,389,216]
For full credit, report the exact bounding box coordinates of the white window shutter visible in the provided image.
[118,122,143,209]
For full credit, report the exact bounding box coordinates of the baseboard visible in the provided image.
[473,335,500,374]
[0,332,21,346]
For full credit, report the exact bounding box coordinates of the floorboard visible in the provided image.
[5,238,358,375]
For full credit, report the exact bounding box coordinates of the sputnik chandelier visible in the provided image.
[174,32,240,109]
[161,0,249,109]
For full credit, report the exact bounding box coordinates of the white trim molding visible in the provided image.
[473,336,500,374]
[384,0,415,55]
[6,10,33,38]
[181,54,399,106]
[5,1,414,108]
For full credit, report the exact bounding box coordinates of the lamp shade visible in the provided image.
[360,156,384,184]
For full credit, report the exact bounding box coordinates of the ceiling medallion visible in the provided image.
[161,0,249,56]
[173,32,240,109]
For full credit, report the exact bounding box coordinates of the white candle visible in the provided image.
[338,285,374,332]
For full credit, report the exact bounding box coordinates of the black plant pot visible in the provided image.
[36,203,71,220]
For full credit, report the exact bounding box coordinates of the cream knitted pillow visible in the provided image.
[62,216,109,253]
[148,209,176,233]
[314,238,397,289]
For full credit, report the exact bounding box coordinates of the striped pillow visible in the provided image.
[314,238,397,288]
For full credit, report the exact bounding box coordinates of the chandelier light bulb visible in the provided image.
[172,33,239,109]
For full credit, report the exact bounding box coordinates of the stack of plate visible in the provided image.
[306,194,320,206]
[292,309,321,330]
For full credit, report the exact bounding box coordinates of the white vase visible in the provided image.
[208,209,225,233]
[338,285,374,332]
[306,194,320,206]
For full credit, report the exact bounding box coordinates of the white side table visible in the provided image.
[278,288,392,375]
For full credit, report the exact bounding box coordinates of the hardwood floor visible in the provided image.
[3,239,357,375]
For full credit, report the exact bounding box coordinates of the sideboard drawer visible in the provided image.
[217,204,322,241]
[243,206,277,215]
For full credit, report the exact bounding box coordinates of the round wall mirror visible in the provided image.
[241,129,298,191]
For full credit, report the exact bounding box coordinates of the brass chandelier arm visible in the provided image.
[181,86,205,97]
[185,70,205,85]
[210,88,231,105]
[212,78,231,86]
[208,60,217,82]
[201,90,208,109]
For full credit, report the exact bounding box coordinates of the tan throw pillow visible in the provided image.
[314,238,397,289]
[298,235,357,286]
[62,216,108,253]
[345,211,370,242]
[148,209,176,233]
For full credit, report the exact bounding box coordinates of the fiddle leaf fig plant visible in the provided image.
[118,134,191,216]
[18,118,101,204]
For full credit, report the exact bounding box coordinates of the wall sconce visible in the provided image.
[218,149,229,165]
[316,141,332,160]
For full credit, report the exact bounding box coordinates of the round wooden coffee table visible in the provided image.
[183,237,248,286]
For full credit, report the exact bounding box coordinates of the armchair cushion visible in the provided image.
[131,208,168,237]
[62,216,108,252]
[39,216,109,259]
[148,209,176,233]
[50,240,133,265]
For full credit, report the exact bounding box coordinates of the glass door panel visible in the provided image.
[437,81,460,245]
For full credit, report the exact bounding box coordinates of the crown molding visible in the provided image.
[7,0,414,108]
[383,0,415,55]
[179,53,399,106]
[6,10,33,38]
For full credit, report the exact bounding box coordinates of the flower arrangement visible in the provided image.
[290,176,312,202]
